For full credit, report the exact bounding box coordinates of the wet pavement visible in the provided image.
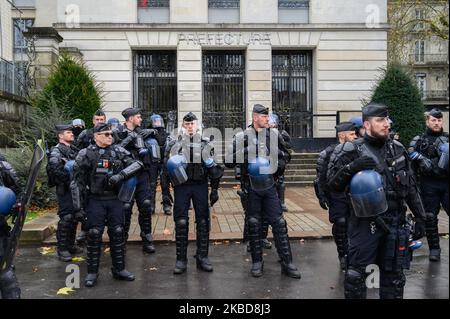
[14,237,448,299]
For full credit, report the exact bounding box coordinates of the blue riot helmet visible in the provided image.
[167,154,188,186]
[247,157,275,191]
[0,186,17,216]
[350,117,363,129]
[203,157,224,179]
[64,160,75,179]
[349,170,388,218]
[150,114,165,129]
[268,112,280,128]
[438,142,449,170]
[107,118,121,130]
[145,137,161,162]
[118,176,137,203]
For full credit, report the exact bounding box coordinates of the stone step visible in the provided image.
[222,168,316,177]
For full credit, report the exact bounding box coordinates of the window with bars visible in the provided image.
[278,0,309,23]
[208,0,240,23]
[137,0,169,23]
[278,0,309,8]
[208,0,240,8]
[137,0,169,7]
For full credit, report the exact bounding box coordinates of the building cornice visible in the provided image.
[53,23,391,32]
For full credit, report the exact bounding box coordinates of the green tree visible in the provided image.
[371,63,425,145]
[34,53,103,127]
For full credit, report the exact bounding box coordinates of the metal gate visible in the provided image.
[272,51,312,138]
[203,51,246,133]
[134,51,177,126]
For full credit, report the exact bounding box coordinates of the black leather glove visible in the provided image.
[348,156,377,173]
[74,209,86,223]
[319,197,329,210]
[108,173,125,187]
[210,189,219,207]
[413,217,426,240]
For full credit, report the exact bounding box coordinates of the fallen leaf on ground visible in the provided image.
[300,239,305,244]
[149,267,158,271]
[163,228,172,236]
[104,247,110,253]
[442,235,449,239]
[32,266,39,273]
[213,242,222,245]
[235,241,240,244]
[224,240,230,245]
[71,257,85,262]
[39,247,56,255]
[57,287,75,295]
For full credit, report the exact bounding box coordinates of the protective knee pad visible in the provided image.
[176,218,188,230]
[248,217,261,229]
[88,228,102,241]
[139,199,153,212]
[123,202,133,213]
[110,225,124,237]
[272,217,288,233]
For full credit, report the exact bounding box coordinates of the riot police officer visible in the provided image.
[47,124,83,261]
[113,107,158,254]
[71,123,143,287]
[75,109,106,150]
[327,103,426,299]
[409,108,449,261]
[350,116,365,138]
[0,153,22,299]
[165,112,223,274]
[72,119,86,141]
[226,104,301,279]
[147,114,173,215]
[314,121,356,270]
[108,117,123,131]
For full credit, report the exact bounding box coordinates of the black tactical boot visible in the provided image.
[57,215,74,262]
[344,268,367,299]
[248,217,264,277]
[85,228,102,287]
[174,219,188,274]
[272,218,301,279]
[426,214,441,262]
[163,203,172,215]
[380,271,405,299]
[0,268,21,299]
[195,219,213,272]
[109,225,135,281]
[141,232,156,254]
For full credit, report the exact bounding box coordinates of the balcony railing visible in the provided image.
[0,58,24,97]
[421,90,449,102]
[410,54,449,65]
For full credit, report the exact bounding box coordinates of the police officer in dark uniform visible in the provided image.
[113,107,158,254]
[47,124,83,261]
[74,109,106,150]
[327,103,426,299]
[314,121,356,270]
[350,117,365,138]
[147,114,173,215]
[71,123,143,287]
[72,119,86,141]
[226,104,301,279]
[0,153,22,299]
[165,112,223,274]
[409,108,448,262]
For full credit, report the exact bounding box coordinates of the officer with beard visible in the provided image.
[113,108,158,254]
[314,121,356,270]
[226,104,301,279]
[409,108,448,261]
[327,102,426,299]
[165,112,223,274]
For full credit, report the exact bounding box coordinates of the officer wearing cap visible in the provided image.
[327,102,426,299]
[0,152,22,298]
[164,112,223,274]
[409,108,449,261]
[314,121,356,270]
[75,110,106,150]
[47,124,83,261]
[71,123,143,287]
[226,104,301,279]
[113,107,159,254]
